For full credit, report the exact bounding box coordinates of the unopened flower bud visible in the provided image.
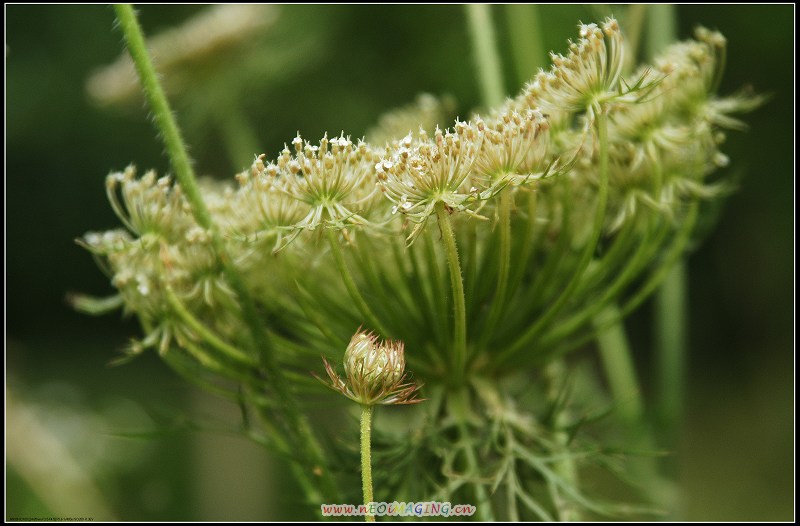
[316,329,423,406]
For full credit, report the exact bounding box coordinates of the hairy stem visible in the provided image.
[465,4,505,107]
[435,201,467,385]
[361,404,375,523]
[113,4,210,229]
[113,4,338,504]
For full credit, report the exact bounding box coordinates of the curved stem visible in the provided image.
[165,286,257,369]
[479,189,512,346]
[114,4,338,503]
[539,221,669,349]
[531,203,700,368]
[361,404,375,523]
[327,229,388,336]
[498,111,610,364]
[435,202,467,385]
[113,5,209,229]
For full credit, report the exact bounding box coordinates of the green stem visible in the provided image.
[507,189,538,297]
[465,4,505,107]
[479,189,512,346]
[539,221,668,349]
[361,405,375,523]
[646,2,687,451]
[216,102,261,171]
[645,4,677,61]
[593,305,644,424]
[463,220,478,320]
[327,229,388,336]
[424,230,450,346]
[620,203,698,318]
[624,4,648,73]
[505,4,547,84]
[537,203,699,367]
[655,261,687,440]
[504,437,520,522]
[165,287,257,369]
[594,303,676,510]
[114,4,338,503]
[114,4,207,225]
[498,111,609,364]
[435,202,467,385]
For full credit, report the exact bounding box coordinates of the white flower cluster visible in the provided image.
[81,19,757,365]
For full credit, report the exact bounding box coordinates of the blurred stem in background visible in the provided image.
[465,4,505,108]
[624,4,648,72]
[655,263,687,444]
[505,4,547,83]
[215,102,260,171]
[645,5,688,455]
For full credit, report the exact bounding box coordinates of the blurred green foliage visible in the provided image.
[6,4,793,520]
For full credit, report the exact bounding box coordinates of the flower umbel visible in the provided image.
[317,330,423,406]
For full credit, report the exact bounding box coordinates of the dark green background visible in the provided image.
[6,4,793,521]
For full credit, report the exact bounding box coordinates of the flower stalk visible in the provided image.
[360,404,375,522]
[435,201,468,385]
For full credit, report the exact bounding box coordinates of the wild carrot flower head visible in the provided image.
[525,19,627,119]
[317,330,423,406]
[377,122,482,242]
[233,157,310,252]
[245,133,382,250]
[471,108,551,186]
